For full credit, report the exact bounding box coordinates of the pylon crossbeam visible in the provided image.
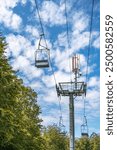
[57,82,86,96]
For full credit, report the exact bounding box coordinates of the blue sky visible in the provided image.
[0,0,100,137]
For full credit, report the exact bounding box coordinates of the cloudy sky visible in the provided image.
[0,0,100,137]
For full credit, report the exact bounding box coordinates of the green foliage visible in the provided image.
[0,34,44,150]
[75,134,100,150]
[42,124,69,150]
[75,137,91,150]
[90,134,100,150]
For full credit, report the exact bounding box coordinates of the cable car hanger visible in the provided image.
[81,96,89,137]
[35,34,50,68]
[37,34,49,50]
[59,116,66,135]
[34,0,50,68]
[81,115,89,137]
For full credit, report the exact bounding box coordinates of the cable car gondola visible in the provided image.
[35,34,50,68]
[35,48,50,68]
[59,116,66,135]
[81,124,89,137]
[81,116,89,137]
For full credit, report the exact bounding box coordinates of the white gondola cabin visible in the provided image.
[35,49,49,68]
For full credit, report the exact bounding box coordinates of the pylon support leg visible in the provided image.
[69,94,75,150]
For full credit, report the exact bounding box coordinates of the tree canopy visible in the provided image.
[0,34,44,150]
[42,124,69,150]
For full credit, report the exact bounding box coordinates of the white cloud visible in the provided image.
[84,76,100,111]
[42,88,58,104]
[81,63,97,77]
[30,81,43,90]
[70,12,100,52]
[6,34,23,57]
[0,0,19,8]
[6,34,32,57]
[10,14,22,29]
[13,55,30,69]
[21,0,27,5]
[52,49,71,73]
[53,11,90,53]
[0,0,27,10]
[41,74,56,88]
[57,32,68,47]
[40,1,66,26]
[72,12,89,33]
[11,55,43,80]
[55,70,71,83]
[0,0,22,30]
[71,31,91,53]
[86,88,99,109]
[88,76,100,88]
[6,34,39,63]
[93,36,100,49]
[25,25,39,38]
